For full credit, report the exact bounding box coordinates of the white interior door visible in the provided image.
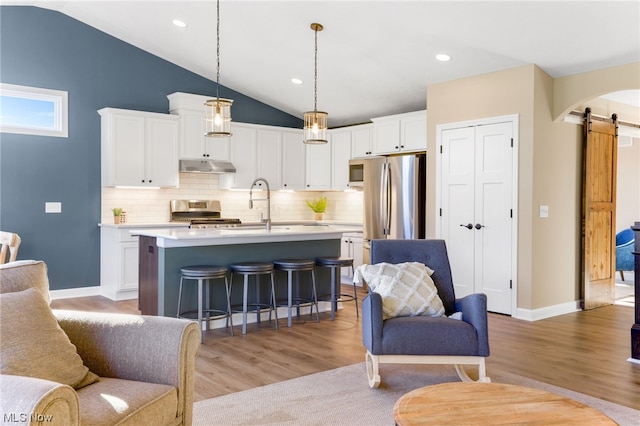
[441,127,476,297]
[440,121,514,315]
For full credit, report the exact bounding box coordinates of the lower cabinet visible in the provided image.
[341,232,364,284]
[100,225,186,301]
[101,227,140,301]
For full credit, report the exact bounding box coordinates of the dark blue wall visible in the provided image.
[0,6,302,290]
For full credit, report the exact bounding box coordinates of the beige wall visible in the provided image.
[427,62,640,314]
[428,65,586,312]
[553,62,640,121]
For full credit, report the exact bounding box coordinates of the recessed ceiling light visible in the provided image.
[436,54,451,62]
[291,78,303,85]
[172,19,187,28]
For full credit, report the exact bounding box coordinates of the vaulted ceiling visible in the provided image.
[8,1,640,126]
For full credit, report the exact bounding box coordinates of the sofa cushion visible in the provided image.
[77,377,177,426]
[355,262,445,320]
[0,287,98,389]
[0,260,51,304]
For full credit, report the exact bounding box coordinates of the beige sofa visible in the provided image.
[0,260,200,425]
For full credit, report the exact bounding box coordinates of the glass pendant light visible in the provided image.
[205,0,233,137]
[303,23,328,144]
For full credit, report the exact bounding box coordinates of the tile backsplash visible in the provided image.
[101,173,363,224]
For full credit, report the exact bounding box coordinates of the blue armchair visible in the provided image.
[361,239,490,388]
[616,228,635,281]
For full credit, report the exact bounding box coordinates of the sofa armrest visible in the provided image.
[361,292,384,354]
[0,374,79,426]
[54,310,200,424]
[454,293,490,356]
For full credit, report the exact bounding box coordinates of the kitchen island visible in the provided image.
[133,225,359,319]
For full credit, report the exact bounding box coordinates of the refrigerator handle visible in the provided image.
[381,162,391,235]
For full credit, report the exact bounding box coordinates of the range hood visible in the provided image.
[179,159,236,174]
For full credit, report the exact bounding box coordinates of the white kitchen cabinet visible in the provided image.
[372,110,426,155]
[256,128,282,189]
[341,232,364,283]
[305,142,332,190]
[331,130,351,190]
[219,124,285,190]
[282,130,306,190]
[351,124,374,158]
[219,124,257,189]
[174,109,230,160]
[99,108,179,187]
[101,224,188,301]
[100,227,140,301]
[167,91,230,161]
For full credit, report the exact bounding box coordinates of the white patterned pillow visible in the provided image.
[354,262,445,320]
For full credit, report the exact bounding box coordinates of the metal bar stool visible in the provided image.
[273,259,320,327]
[229,262,279,335]
[177,265,233,343]
[315,257,358,320]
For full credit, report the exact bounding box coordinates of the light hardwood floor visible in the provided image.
[51,288,640,410]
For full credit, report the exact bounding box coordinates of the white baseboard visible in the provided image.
[514,300,581,321]
[627,357,640,365]
[49,286,102,300]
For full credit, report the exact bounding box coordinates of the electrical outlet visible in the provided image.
[45,202,62,213]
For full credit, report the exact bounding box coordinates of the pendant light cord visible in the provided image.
[216,0,221,101]
[313,26,318,113]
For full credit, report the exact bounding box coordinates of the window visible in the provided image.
[0,83,68,137]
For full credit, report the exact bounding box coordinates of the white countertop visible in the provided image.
[99,222,190,229]
[130,224,362,248]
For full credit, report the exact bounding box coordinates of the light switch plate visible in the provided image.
[539,205,549,218]
[45,202,62,213]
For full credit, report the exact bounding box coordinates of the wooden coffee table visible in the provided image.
[393,382,616,425]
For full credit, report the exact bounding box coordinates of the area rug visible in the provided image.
[193,363,639,425]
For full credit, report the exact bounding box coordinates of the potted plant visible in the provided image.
[305,197,327,221]
[112,207,123,224]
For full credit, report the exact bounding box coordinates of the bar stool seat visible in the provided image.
[177,265,233,343]
[316,256,358,320]
[229,262,279,335]
[273,259,320,327]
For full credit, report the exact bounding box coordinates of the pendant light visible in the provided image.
[303,23,328,144]
[205,0,233,137]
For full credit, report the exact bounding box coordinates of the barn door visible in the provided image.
[581,108,618,310]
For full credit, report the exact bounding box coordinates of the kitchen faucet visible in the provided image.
[249,177,271,231]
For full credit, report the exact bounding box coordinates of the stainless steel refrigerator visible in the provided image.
[350,153,426,264]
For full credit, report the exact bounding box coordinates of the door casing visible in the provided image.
[435,114,519,316]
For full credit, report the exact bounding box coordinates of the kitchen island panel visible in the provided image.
[146,238,340,318]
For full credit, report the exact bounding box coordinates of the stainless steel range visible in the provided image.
[170,200,242,229]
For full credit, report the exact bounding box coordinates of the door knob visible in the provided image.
[475,223,485,230]
[460,223,473,230]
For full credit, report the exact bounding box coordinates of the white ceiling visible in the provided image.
[7,1,640,126]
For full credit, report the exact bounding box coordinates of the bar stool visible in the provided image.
[229,262,279,335]
[273,259,320,327]
[177,265,233,343]
[316,257,358,320]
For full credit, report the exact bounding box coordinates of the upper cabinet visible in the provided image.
[99,108,179,188]
[350,124,375,158]
[282,131,306,190]
[167,92,230,161]
[372,110,426,155]
[219,123,284,190]
[330,130,352,190]
[305,142,332,190]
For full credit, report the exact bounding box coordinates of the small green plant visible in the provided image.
[305,197,327,213]
[112,207,123,216]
